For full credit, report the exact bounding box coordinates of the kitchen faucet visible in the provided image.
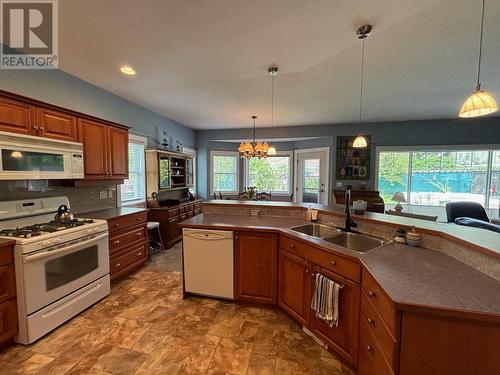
[344,187,357,232]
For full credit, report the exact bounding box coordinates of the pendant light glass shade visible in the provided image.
[353,135,368,148]
[267,146,277,155]
[459,88,498,118]
[459,0,497,118]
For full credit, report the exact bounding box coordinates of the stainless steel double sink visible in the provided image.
[290,223,386,253]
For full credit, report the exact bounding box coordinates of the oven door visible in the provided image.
[21,232,109,314]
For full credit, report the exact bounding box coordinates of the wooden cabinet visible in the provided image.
[0,96,33,135]
[106,126,128,179]
[107,212,148,281]
[310,266,360,367]
[0,242,17,349]
[78,118,128,180]
[35,107,78,142]
[235,231,278,305]
[148,201,201,249]
[278,249,312,326]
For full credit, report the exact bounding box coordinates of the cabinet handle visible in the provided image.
[330,260,336,266]
[113,240,120,245]
[136,217,143,222]
[235,235,239,240]
[114,263,121,268]
[368,291,376,297]
[366,345,373,352]
[290,244,295,249]
[169,218,176,223]
[136,252,142,256]
[136,232,142,236]
[367,318,374,325]
[305,269,309,273]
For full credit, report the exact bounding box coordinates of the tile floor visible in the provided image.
[0,243,354,374]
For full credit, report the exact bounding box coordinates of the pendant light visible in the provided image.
[238,116,269,159]
[267,66,278,156]
[459,0,497,118]
[353,24,372,149]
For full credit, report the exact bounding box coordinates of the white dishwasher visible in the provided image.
[182,228,234,299]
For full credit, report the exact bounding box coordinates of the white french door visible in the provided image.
[294,148,329,205]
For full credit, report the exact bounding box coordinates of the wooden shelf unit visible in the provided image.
[146,149,194,196]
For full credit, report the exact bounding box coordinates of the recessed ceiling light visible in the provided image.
[120,65,136,76]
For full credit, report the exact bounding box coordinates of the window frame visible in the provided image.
[117,133,147,207]
[375,144,500,212]
[243,151,294,196]
[210,150,240,195]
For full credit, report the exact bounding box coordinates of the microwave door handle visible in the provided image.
[23,232,108,264]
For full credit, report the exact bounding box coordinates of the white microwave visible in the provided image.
[0,131,84,180]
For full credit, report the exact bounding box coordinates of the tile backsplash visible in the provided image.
[0,180,117,214]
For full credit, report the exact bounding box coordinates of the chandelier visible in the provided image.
[238,116,269,159]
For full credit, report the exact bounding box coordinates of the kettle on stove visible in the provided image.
[54,205,74,223]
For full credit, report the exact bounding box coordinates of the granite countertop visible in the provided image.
[203,200,500,257]
[180,213,500,321]
[82,207,148,220]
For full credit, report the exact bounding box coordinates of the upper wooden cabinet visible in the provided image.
[35,107,78,142]
[0,96,33,135]
[0,96,78,142]
[106,126,128,179]
[235,231,278,305]
[78,118,128,180]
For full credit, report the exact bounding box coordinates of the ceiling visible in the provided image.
[58,0,500,130]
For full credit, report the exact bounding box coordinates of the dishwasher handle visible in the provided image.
[183,229,233,241]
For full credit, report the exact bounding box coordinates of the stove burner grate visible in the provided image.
[0,219,95,238]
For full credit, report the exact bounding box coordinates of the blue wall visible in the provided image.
[0,69,195,149]
[196,117,500,201]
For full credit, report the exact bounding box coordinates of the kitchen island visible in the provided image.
[179,201,500,375]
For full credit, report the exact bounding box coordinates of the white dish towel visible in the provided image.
[311,273,342,327]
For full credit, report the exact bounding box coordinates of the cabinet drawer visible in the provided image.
[359,317,395,375]
[110,243,147,278]
[179,212,188,221]
[194,208,202,215]
[280,236,360,283]
[109,224,147,253]
[362,268,399,336]
[179,206,185,214]
[0,265,15,304]
[0,299,18,344]
[361,290,398,370]
[108,212,147,233]
[0,246,13,266]
[168,209,179,218]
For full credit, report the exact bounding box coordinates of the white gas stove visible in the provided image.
[0,196,111,344]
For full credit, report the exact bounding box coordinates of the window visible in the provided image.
[244,152,293,194]
[376,147,500,218]
[120,134,146,205]
[210,151,239,194]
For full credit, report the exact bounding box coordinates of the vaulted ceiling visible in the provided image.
[58,0,500,129]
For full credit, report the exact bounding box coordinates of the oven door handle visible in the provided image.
[23,232,108,264]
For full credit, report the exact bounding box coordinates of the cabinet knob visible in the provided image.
[368,291,376,297]
[136,232,142,236]
[290,244,295,249]
[137,252,142,256]
[115,223,120,227]
[305,269,309,274]
[330,260,336,266]
[367,318,374,325]
[366,345,373,352]
[113,240,120,245]
[114,263,121,268]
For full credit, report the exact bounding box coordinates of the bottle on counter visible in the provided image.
[311,209,318,222]
[306,207,312,221]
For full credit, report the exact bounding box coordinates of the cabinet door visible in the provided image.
[35,107,78,142]
[0,299,17,345]
[186,157,194,186]
[235,231,277,305]
[167,215,180,245]
[78,118,108,179]
[278,250,312,327]
[311,266,360,367]
[0,96,33,135]
[0,265,15,304]
[106,126,128,179]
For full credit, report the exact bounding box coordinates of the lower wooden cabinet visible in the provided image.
[310,266,361,367]
[0,299,17,346]
[278,249,312,326]
[0,243,17,349]
[235,231,278,305]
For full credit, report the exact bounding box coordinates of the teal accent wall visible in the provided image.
[0,69,195,149]
[196,117,500,201]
